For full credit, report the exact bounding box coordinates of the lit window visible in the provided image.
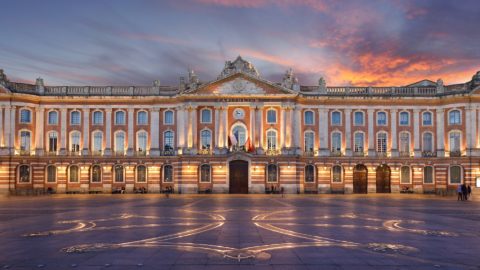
[332,165,342,183]
[354,133,364,153]
[114,165,124,182]
[69,165,79,183]
[164,131,174,151]
[136,165,147,183]
[46,166,57,183]
[201,130,211,149]
[377,132,387,153]
[18,165,30,183]
[400,166,410,184]
[48,132,58,152]
[450,166,462,184]
[267,164,278,182]
[163,165,173,182]
[305,165,315,182]
[304,131,314,152]
[91,165,101,183]
[267,130,277,150]
[200,164,211,182]
[331,132,341,153]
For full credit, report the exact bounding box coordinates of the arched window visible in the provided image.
[422,111,432,126]
[422,132,433,152]
[48,131,58,153]
[331,111,341,125]
[114,165,124,182]
[377,112,387,126]
[137,111,148,125]
[201,129,212,149]
[354,111,364,125]
[115,132,125,154]
[423,166,434,184]
[46,165,56,183]
[267,164,278,182]
[332,165,342,183]
[115,110,126,125]
[200,164,211,182]
[136,131,147,153]
[164,130,174,151]
[232,125,247,146]
[20,109,32,123]
[70,110,81,125]
[266,129,277,150]
[449,165,462,184]
[400,166,411,184]
[70,131,81,153]
[200,109,212,123]
[304,111,314,125]
[18,165,30,183]
[92,131,103,153]
[449,131,461,155]
[354,132,364,153]
[164,110,174,125]
[91,165,102,183]
[92,111,103,125]
[48,111,58,125]
[331,132,342,153]
[136,165,147,183]
[399,132,410,155]
[448,110,461,125]
[305,165,315,183]
[376,132,388,153]
[163,165,173,182]
[69,165,79,183]
[20,130,31,153]
[399,111,409,125]
[304,131,314,152]
[267,109,277,124]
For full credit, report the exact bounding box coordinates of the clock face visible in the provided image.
[234,108,245,119]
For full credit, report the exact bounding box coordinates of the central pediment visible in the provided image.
[213,78,265,94]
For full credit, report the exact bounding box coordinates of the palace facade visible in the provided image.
[1,57,480,194]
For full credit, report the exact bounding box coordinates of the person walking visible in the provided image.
[461,184,468,201]
[467,185,472,199]
[457,184,463,201]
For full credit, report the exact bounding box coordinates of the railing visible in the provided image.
[135,151,147,157]
[160,150,175,156]
[198,148,212,155]
[449,150,462,157]
[19,150,31,156]
[330,151,342,157]
[422,151,437,157]
[399,151,411,157]
[303,150,316,157]
[353,151,364,157]
[44,85,177,96]
[376,152,388,157]
[265,149,281,156]
[113,151,125,156]
[45,151,58,156]
[67,151,81,156]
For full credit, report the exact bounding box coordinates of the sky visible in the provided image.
[1,0,479,87]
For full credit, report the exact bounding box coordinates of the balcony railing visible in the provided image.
[304,150,316,157]
[399,151,411,157]
[353,151,364,157]
[376,151,388,157]
[422,151,437,157]
[135,151,147,157]
[68,151,81,156]
[265,149,281,156]
[113,151,125,156]
[198,148,212,155]
[330,151,342,157]
[160,150,175,156]
[449,150,461,157]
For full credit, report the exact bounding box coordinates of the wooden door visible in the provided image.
[353,164,368,194]
[229,160,249,194]
[376,165,391,193]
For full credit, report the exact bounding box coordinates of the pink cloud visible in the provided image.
[194,0,330,11]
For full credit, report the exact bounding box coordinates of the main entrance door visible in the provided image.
[229,160,249,194]
[353,164,368,194]
[376,164,391,193]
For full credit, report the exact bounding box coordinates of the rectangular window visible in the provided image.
[267,110,276,124]
[377,112,387,126]
[20,110,31,123]
[377,133,387,153]
[331,133,341,153]
[331,112,341,125]
[399,112,409,125]
[354,111,364,125]
[164,111,174,125]
[48,133,57,152]
[424,167,434,184]
[354,133,364,153]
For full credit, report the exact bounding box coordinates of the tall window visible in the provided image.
[201,130,211,149]
[164,131,174,151]
[201,109,212,123]
[137,111,148,125]
[48,132,58,152]
[422,111,432,126]
[70,131,81,152]
[400,166,410,184]
[423,166,434,184]
[377,112,387,126]
[200,164,211,182]
[115,111,126,125]
[18,165,30,183]
[267,130,277,150]
[69,165,79,183]
[114,165,124,182]
[92,111,103,125]
[46,165,56,183]
[48,111,58,125]
[91,165,101,183]
[305,165,315,182]
[267,164,278,182]
[20,109,31,123]
[137,131,147,152]
[232,126,246,146]
[163,165,173,182]
[331,111,341,125]
[422,132,433,152]
[136,165,147,183]
[354,132,364,153]
[304,111,314,125]
[399,111,409,125]
[164,110,174,125]
[332,165,342,183]
[304,131,314,152]
[399,132,410,154]
[115,132,125,154]
[449,166,462,184]
[354,111,364,125]
[70,111,81,125]
[377,132,387,153]
[449,110,461,125]
[449,131,461,153]
[331,132,341,153]
[92,131,103,153]
[267,109,277,124]
[20,131,31,152]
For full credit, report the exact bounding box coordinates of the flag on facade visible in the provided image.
[244,135,254,152]
[229,129,238,147]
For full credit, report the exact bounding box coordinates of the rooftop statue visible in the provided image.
[218,56,260,79]
[281,68,300,91]
[472,71,480,88]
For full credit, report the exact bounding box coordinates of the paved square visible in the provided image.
[0,194,479,270]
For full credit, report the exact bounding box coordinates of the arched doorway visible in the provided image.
[353,164,368,194]
[376,164,391,193]
[229,160,249,193]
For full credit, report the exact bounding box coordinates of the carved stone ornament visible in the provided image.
[214,78,265,94]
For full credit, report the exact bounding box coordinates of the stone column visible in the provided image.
[249,105,255,148]
[60,108,67,155]
[223,105,229,150]
[436,108,445,157]
[257,105,264,153]
[292,106,301,154]
[390,109,398,157]
[344,109,352,156]
[35,107,45,156]
[286,106,293,148]
[104,108,112,155]
[191,106,198,152]
[3,106,11,151]
[280,104,286,150]
[186,106,193,150]
[367,109,375,156]
[176,106,185,151]
[466,107,478,156]
[150,107,160,156]
[127,108,134,156]
[413,108,421,157]
[10,106,16,154]
[82,108,90,155]
[214,106,221,150]
[318,108,329,156]
[0,106,3,148]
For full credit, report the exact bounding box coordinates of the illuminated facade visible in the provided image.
[1,57,480,194]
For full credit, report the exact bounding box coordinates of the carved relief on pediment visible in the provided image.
[213,78,265,94]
